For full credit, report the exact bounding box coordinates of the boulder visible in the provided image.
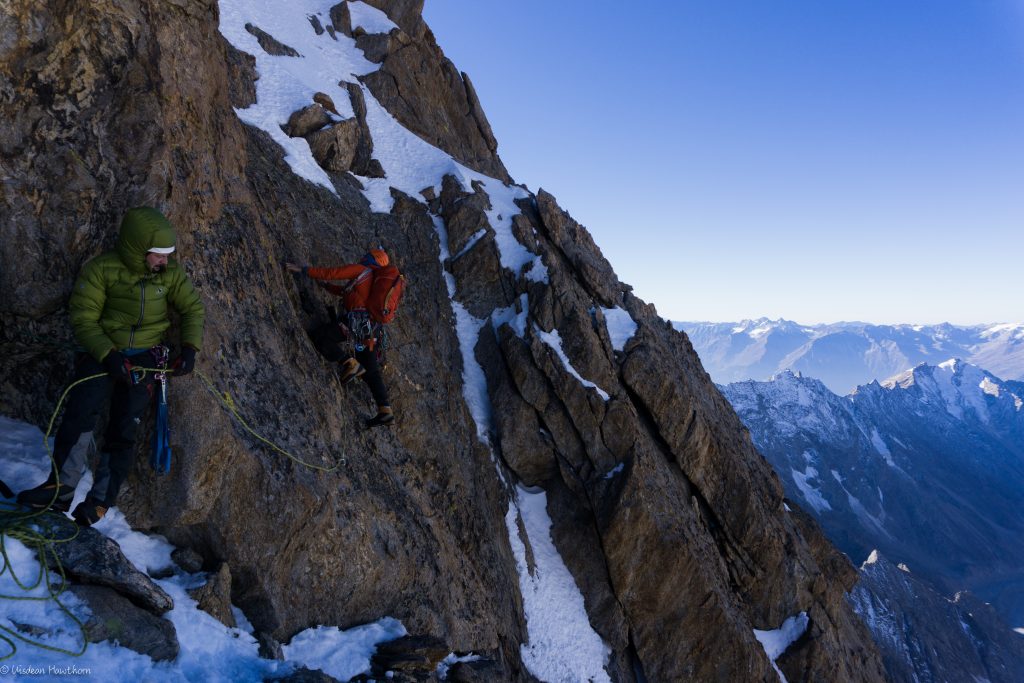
[284,104,332,138]
[305,118,361,173]
[40,516,173,615]
[72,585,179,661]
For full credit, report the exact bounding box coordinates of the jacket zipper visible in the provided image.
[128,279,147,348]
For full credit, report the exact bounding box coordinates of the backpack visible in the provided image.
[366,264,405,324]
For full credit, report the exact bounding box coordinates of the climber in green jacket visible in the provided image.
[17,207,206,526]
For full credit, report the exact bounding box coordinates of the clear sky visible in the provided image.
[422,1,1024,325]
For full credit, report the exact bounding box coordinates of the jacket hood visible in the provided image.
[115,207,176,274]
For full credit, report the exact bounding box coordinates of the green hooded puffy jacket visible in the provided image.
[69,207,206,362]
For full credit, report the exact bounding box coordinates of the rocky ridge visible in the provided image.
[850,551,1024,683]
[1,1,884,680]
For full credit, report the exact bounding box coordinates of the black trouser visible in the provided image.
[312,314,390,408]
[52,351,155,506]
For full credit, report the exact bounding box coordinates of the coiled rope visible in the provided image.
[1,362,340,658]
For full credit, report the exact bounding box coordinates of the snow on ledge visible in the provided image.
[534,324,610,401]
[601,306,637,352]
[347,1,398,34]
[505,486,612,683]
[753,612,809,683]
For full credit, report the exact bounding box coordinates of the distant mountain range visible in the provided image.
[678,318,1024,393]
[721,360,1024,681]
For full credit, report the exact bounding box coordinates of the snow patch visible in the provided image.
[283,618,407,681]
[791,466,832,514]
[347,1,398,34]
[753,612,809,683]
[492,294,529,339]
[504,486,612,683]
[218,0,378,193]
[869,428,896,468]
[534,325,610,401]
[601,306,638,352]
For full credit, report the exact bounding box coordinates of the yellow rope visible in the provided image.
[1,360,340,658]
[194,369,341,472]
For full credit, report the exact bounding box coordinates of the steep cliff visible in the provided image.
[0,1,885,680]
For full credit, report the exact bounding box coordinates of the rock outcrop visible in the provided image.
[0,1,885,680]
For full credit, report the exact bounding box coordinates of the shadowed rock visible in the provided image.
[72,584,179,661]
[39,515,173,615]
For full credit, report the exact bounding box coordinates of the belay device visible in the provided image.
[151,344,172,474]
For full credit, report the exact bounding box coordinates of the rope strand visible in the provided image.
[1,359,340,658]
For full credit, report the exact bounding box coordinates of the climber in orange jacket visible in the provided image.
[286,249,395,427]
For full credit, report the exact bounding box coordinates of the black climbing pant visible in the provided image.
[312,314,390,408]
[52,351,155,506]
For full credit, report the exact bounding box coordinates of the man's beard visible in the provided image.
[151,264,166,273]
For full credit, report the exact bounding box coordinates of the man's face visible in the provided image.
[146,251,169,273]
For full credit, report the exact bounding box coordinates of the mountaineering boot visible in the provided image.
[339,357,365,385]
[16,478,75,513]
[72,497,108,528]
[366,406,395,428]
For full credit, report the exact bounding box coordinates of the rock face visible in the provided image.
[0,1,884,680]
[850,552,1024,683]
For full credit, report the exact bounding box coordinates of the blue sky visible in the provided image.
[423,1,1024,325]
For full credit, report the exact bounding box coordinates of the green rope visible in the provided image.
[194,369,342,472]
[0,360,339,658]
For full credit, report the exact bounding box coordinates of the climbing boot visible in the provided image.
[71,497,108,528]
[339,358,365,385]
[366,406,395,428]
[16,479,75,513]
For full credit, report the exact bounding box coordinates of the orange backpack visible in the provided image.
[366,264,405,324]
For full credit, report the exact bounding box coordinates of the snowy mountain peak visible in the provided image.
[881,359,1022,422]
[679,319,1024,393]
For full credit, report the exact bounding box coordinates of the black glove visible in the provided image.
[102,350,131,384]
[174,346,197,377]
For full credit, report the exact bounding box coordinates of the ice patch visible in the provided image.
[505,486,612,683]
[753,612,809,683]
[601,306,637,352]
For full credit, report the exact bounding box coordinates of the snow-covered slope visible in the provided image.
[724,361,1024,680]
[681,319,1024,393]
[722,360,1024,626]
